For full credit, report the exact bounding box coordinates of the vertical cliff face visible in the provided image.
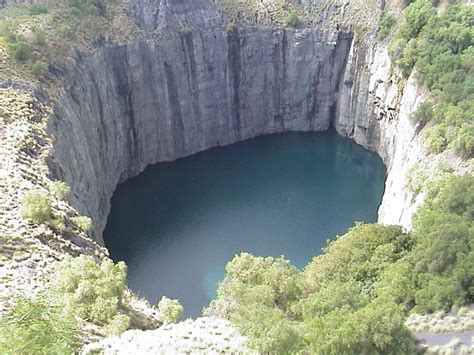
[45,0,428,243]
[333,40,425,229]
[48,25,353,242]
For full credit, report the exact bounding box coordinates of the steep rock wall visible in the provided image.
[334,40,425,229]
[46,0,430,244]
[48,28,353,242]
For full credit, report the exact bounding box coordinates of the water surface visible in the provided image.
[104,131,386,318]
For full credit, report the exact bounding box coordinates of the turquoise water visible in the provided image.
[104,131,386,318]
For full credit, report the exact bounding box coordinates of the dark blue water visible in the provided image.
[104,132,386,318]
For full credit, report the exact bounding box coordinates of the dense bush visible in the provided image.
[31,60,48,78]
[21,192,53,224]
[29,4,48,15]
[212,173,473,353]
[9,40,33,62]
[0,296,79,354]
[410,101,433,126]
[378,11,395,39]
[51,256,129,328]
[157,296,183,323]
[0,256,130,353]
[67,0,107,16]
[390,1,473,158]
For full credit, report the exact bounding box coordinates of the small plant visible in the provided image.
[31,60,48,78]
[29,4,48,15]
[157,296,183,323]
[405,163,427,194]
[72,216,92,232]
[50,181,70,200]
[59,25,73,39]
[9,41,33,62]
[21,192,53,225]
[378,12,395,39]
[0,20,18,41]
[285,12,299,27]
[31,29,47,47]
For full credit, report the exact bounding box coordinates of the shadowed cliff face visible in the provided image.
[47,25,353,242]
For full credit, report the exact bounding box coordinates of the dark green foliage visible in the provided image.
[391,1,473,158]
[29,4,48,15]
[410,174,474,311]
[378,11,396,39]
[410,101,433,126]
[67,0,107,16]
[31,60,48,78]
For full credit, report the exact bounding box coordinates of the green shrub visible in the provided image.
[59,25,73,39]
[72,215,92,232]
[410,102,433,126]
[51,256,129,326]
[405,163,427,194]
[31,29,46,46]
[157,296,183,323]
[50,181,70,200]
[31,60,48,78]
[230,303,302,354]
[303,302,415,354]
[67,0,105,16]
[0,20,18,43]
[104,313,130,336]
[9,41,33,62]
[450,124,474,159]
[0,256,132,353]
[424,124,448,154]
[378,12,396,39]
[0,296,79,355]
[21,192,53,224]
[285,12,299,27]
[29,4,48,15]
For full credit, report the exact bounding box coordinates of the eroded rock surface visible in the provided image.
[83,317,253,354]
